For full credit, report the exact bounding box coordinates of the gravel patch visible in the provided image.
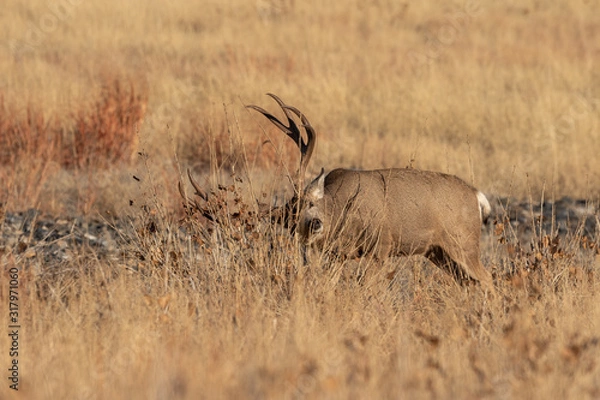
[1,197,597,267]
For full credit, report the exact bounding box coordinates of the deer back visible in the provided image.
[301,168,483,258]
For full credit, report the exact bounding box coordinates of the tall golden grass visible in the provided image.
[2,183,599,399]
[1,0,599,398]
[1,0,599,213]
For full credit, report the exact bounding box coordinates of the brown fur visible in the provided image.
[246,93,494,291]
[299,168,494,289]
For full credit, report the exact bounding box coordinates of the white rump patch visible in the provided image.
[477,191,491,222]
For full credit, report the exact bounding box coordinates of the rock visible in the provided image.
[486,196,597,244]
[0,196,597,273]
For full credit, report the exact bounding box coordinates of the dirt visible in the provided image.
[1,197,597,267]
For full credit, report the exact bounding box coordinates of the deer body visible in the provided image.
[300,167,493,287]
[185,93,494,290]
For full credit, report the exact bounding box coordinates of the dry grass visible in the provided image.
[2,182,600,399]
[1,0,600,398]
[1,0,599,213]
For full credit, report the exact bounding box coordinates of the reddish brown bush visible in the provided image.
[0,95,58,165]
[0,78,147,210]
[68,79,147,169]
[0,77,147,170]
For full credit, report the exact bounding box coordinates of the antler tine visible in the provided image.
[246,94,305,152]
[265,93,301,128]
[245,104,290,133]
[266,94,315,170]
[186,168,209,202]
[247,93,316,175]
[246,93,296,138]
[281,105,316,173]
[178,180,187,202]
[178,169,218,222]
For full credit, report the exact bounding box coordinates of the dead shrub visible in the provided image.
[0,96,59,208]
[0,77,147,209]
[0,95,58,165]
[67,78,147,169]
[0,77,147,171]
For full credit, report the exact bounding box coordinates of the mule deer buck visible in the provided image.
[184,94,494,290]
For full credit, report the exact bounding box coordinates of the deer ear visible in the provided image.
[305,168,325,200]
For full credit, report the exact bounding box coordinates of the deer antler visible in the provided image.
[180,168,281,225]
[181,94,316,231]
[246,93,316,189]
[179,169,216,222]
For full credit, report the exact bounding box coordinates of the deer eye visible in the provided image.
[309,218,323,234]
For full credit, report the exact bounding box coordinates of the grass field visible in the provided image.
[1,0,600,398]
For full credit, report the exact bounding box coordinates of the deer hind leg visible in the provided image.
[462,250,494,291]
[425,245,494,291]
[435,242,495,292]
[425,246,472,285]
